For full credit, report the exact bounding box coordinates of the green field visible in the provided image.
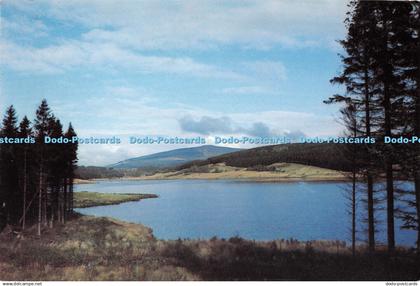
[73,192,158,208]
[135,163,347,181]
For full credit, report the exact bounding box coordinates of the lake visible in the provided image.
[75,179,417,245]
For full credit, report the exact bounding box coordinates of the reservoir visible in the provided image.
[75,179,416,245]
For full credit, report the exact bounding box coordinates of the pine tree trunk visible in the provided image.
[60,185,64,223]
[22,150,27,230]
[37,163,43,236]
[57,189,61,224]
[59,188,63,224]
[364,67,375,252]
[49,209,54,229]
[382,13,395,253]
[54,186,59,225]
[352,170,356,256]
[386,161,395,253]
[367,175,375,251]
[70,183,74,214]
[384,73,395,253]
[415,175,420,252]
[63,178,68,223]
[42,188,47,226]
[414,45,420,252]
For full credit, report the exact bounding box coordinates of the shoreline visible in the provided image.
[120,175,349,182]
[73,191,158,208]
[1,213,417,281]
[1,193,417,280]
[74,178,96,184]
[75,163,350,183]
[76,174,349,184]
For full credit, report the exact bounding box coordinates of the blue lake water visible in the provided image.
[75,179,417,245]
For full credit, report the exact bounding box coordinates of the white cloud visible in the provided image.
[220,61,287,95]
[222,86,273,95]
[58,94,341,165]
[0,39,243,78]
[3,0,347,51]
[106,86,151,101]
[1,17,49,39]
[1,1,344,78]
[1,0,347,165]
[242,60,287,81]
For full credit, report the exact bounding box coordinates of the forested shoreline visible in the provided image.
[0,0,419,261]
[325,1,420,254]
[0,99,78,235]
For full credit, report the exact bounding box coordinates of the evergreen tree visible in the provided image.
[410,1,420,253]
[393,2,420,251]
[64,123,78,216]
[17,116,32,230]
[46,116,64,227]
[0,106,19,224]
[325,1,379,252]
[34,99,52,236]
[367,2,413,253]
[328,1,420,253]
[0,100,78,233]
[340,103,361,256]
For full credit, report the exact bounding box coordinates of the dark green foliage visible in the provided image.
[328,1,420,252]
[0,100,78,232]
[326,0,381,252]
[177,143,350,172]
[75,166,124,180]
[0,106,19,224]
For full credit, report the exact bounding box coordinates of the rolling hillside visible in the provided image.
[76,143,350,180]
[177,143,350,172]
[108,145,242,169]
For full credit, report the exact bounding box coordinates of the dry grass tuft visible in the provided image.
[0,215,418,281]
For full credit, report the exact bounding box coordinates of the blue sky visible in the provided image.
[0,0,348,165]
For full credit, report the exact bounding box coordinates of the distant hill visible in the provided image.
[76,143,350,180]
[177,143,351,172]
[108,145,242,169]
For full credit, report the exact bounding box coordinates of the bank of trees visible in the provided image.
[326,1,420,252]
[75,166,124,180]
[177,143,351,172]
[0,99,78,236]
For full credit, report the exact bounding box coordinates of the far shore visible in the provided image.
[74,178,96,184]
[121,174,348,182]
[75,163,349,183]
[73,191,158,208]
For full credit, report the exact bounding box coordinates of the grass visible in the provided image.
[0,215,419,281]
[73,178,95,184]
[73,192,158,208]
[134,162,347,181]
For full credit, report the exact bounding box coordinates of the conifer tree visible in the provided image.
[34,99,52,236]
[325,0,379,252]
[340,103,361,256]
[0,106,19,224]
[17,116,32,230]
[328,1,420,253]
[64,123,78,216]
[0,101,78,233]
[393,2,420,251]
[46,116,64,227]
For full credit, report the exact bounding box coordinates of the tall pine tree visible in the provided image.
[0,106,19,225]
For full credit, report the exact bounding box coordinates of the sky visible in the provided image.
[0,0,349,166]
